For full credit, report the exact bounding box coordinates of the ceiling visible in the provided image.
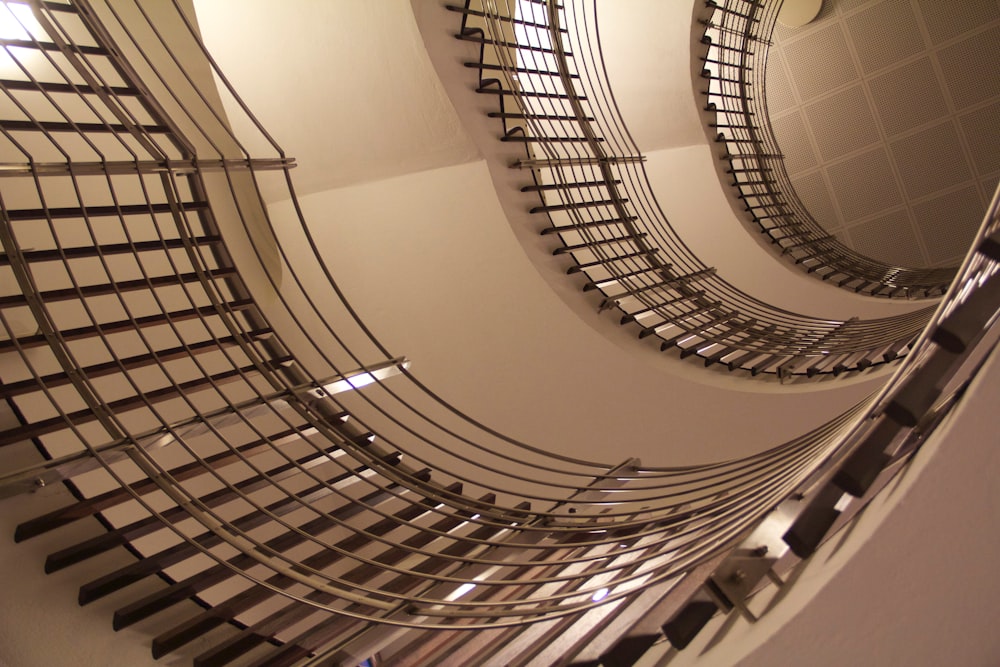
[766,0,1000,269]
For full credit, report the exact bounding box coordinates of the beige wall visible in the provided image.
[192,0,482,202]
[269,158,884,467]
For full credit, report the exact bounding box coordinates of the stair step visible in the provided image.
[0,79,138,96]
[0,328,257,399]
[489,111,593,121]
[0,37,106,56]
[502,135,599,143]
[466,62,578,78]
[0,267,237,308]
[3,200,209,221]
[555,232,648,255]
[566,248,659,273]
[523,179,619,193]
[456,33,573,57]
[532,198,621,214]
[0,236,219,266]
[0,300,255,353]
[542,216,637,235]
[477,87,585,101]
[0,119,170,133]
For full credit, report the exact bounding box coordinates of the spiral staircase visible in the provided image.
[1,1,998,666]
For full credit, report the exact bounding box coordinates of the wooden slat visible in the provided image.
[0,359,287,448]
[114,481,467,631]
[247,502,533,667]
[2,201,209,222]
[77,455,398,605]
[151,479,428,659]
[43,435,348,571]
[15,423,309,542]
[0,328,266,399]
[0,300,256,352]
[0,267,237,308]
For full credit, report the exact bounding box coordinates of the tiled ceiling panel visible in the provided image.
[791,171,840,230]
[891,121,972,199]
[937,25,1000,110]
[766,0,1000,269]
[917,0,1000,45]
[847,209,925,266]
[983,174,1000,199]
[913,186,987,264]
[784,24,857,100]
[847,0,926,74]
[804,85,879,160]
[869,57,948,136]
[771,111,818,172]
[827,148,902,221]
[960,101,1000,174]
[765,50,797,113]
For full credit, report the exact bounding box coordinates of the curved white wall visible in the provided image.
[642,345,1000,667]
[267,160,881,467]
[646,144,930,321]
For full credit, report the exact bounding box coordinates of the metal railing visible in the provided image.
[647,183,999,657]
[700,0,956,298]
[452,0,938,379]
[0,0,996,665]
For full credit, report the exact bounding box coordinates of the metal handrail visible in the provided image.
[0,0,996,664]
[454,0,936,379]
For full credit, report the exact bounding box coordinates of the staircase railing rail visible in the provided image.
[452,0,937,380]
[700,0,956,298]
[0,0,996,664]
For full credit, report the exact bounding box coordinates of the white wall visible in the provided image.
[267,159,882,467]
[192,0,482,201]
[597,0,707,152]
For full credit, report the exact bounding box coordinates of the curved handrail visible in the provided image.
[0,0,996,664]
[0,0,856,631]
[452,0,935,379]
[700,0,956,298]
